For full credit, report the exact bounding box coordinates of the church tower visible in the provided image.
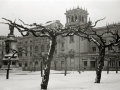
[63,6,89,70]
[65,6,88,27]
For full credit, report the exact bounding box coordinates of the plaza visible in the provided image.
[0,70,120,90]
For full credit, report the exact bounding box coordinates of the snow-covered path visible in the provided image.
[0,70,120,90]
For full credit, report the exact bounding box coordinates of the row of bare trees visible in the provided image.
[1,18,120,89]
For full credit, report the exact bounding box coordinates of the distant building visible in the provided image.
[0,36,6,68]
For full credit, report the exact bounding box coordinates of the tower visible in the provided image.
[65,6,88,27]
[64,6,89,70]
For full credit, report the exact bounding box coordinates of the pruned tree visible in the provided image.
[72,19,120,83]
[6,49,17,79]
[6,48,29,79]
[58,52,69,76]
[1,18,75,89]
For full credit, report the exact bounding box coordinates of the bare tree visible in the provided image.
[72,20,120,83]
[58,52,69,76]
[6,48,29,79]
[6,49,17,79]
[1,18,74,89]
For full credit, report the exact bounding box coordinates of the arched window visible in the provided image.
[35,46,39,53]
[79,15,81,21]
[25,47,27,56]
[82,16,84,22]
[35,61,38,65]
[68,17,70,23]
[71,16,74,22]
[19,63,22,67]
[41,45,44,52]
[30,46,32,56]
[25,63,27,67]
[75,15,77,21]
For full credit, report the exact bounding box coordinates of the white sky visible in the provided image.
[0,0,120,36]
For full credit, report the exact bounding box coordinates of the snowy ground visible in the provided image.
[0,70,120,90]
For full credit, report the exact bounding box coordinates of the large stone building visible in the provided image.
[0,36,6,68]
[17,20,63,71]
[1,7,120,71]
[63,7,120,71]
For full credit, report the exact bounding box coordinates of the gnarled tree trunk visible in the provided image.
[95,47,105,83]
[41,37,56,89]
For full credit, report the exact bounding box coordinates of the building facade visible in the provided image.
[0,36,6,68]
[1,7,120,71]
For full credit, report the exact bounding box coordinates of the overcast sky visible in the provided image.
[0,0,120,36]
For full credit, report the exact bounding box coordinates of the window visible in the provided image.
[35,61,38,65]
[119,61,120,66]
[90,61,95,68]
[68,17,70,23]
[75,15,77,21]
[18,48,22,57]
[25,47,27,56]
[92,47,96,52]
[30,40,32,43]
[35,46,39,53]
[41,45,44,52]
[79,15,81,21]
[61,43,64,48]
[30,46,32,56]
[82,16,84,22]
[71,16,74,22]
[61,61,64,64]
[25,63,27,67]
[108,46,112,51]
[70,36,74,43]
[84,61,87,67]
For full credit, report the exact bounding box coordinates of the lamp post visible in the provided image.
[6,57,11,79]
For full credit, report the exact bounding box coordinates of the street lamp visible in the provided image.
[6,57,11,79]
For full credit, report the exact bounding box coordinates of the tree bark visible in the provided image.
[95,47,105,83]
[41,38,56,90]
[41,60,43,77]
